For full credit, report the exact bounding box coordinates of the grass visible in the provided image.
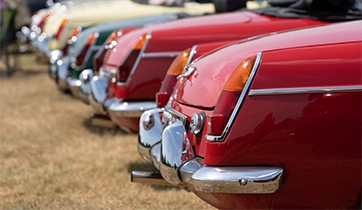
[0,53,215,209]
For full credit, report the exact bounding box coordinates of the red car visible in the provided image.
[133,20,362,209]
[88,7,332,133]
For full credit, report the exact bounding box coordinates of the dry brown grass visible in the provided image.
[0,53,215,209]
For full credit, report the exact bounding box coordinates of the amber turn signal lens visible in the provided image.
[208,55,257,136]
[166,48,192,76]
[222,55,256,91]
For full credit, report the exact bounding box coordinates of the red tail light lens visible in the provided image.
[54,16,69,40]
[75,32,98,67]
[156,92,169,108]
[156,47,194,108]
[207,55,257,136]
[117,33,149,82]
[61,25,82,55]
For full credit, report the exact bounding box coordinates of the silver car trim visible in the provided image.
[141,52,180,58]
[160,121,283,193]
[89,75,109,114]
[116,32,152,85]
[205,52,262,142]
[107,101,156,118]
[67,77,82,98]
[249,85,362,96]
[150,142,161,170]
[160,121,190,186]
[138,108,163,162]
[177,45,198,79]
[56,57,70,91]
[180,158,283,194]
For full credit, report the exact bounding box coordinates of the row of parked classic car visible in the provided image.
[25,0,362,208]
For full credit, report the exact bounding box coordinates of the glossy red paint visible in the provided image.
[167,20,361,209]
[158,40,235,106]
[104,11,328,100]
[101,11,330,132]
[174,20,362,108]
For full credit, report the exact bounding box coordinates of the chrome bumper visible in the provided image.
[89,75,157,116]
[68,69,94,104]
[107,101,156,118]
[143,121,284,194]
[31,32,49,53]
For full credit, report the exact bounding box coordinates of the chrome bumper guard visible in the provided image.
[49,50,63,80]
[56,57,70,91]
[67,77,82,96]
[138,108,163,162]
[77,69,94,104]
[89,75,109,114]
[158,121,283,193]
[31,33,49,53]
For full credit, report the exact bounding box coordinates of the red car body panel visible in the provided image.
[173,20,362,108]
[98,10,330,132]
[158,40,236,105]
[104,11,328,100]
[165,20,361,209]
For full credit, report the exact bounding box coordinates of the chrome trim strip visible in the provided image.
[141,52,180,58]
[249,85,362,96]
[186,45,198,66]
[117,32,152,85]
[206,52,262,142]
[164,106,187,124]
[177,45,198,79]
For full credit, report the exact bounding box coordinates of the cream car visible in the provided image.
[38,0,215,56]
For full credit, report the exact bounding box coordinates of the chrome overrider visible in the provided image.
[68,69,94,104]
[48,49,63,79]
[55,56,71,91]
[138,108,163,162]
[133,109,283,194]
[88,72,157,118]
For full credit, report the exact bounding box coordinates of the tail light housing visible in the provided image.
[116,32,150,82]
[61,25,82,55]
[207,53,261,139]
[93,29,123,73]
[156,47,195,108]
[54,16,69,40]
[74,32,98,68]
[36,11,52,31]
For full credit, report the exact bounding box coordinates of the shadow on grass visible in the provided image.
[126,161,185,192]
[82,118,128,136]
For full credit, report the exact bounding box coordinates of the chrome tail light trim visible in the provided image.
[206,52,262,142]
[249,85,362,96]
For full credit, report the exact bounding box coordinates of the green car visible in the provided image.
[53,13,185,102]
